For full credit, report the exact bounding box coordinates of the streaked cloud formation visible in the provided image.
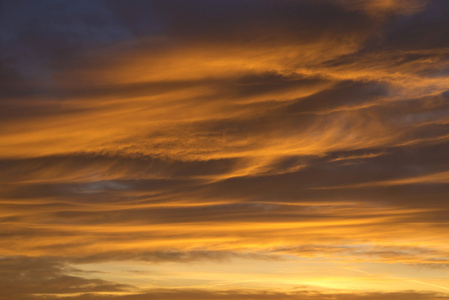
[1,0,449,299]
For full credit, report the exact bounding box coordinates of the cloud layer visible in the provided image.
[1,0,449,299]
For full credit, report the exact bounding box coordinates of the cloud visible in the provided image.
[8,288,449,300]
[1,0,449,298]
[2,255,449,300]
[0,256,132,299]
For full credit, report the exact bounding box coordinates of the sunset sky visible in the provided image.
[1,1,449,299]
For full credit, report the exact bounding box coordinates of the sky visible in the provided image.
[1,0,449,299]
